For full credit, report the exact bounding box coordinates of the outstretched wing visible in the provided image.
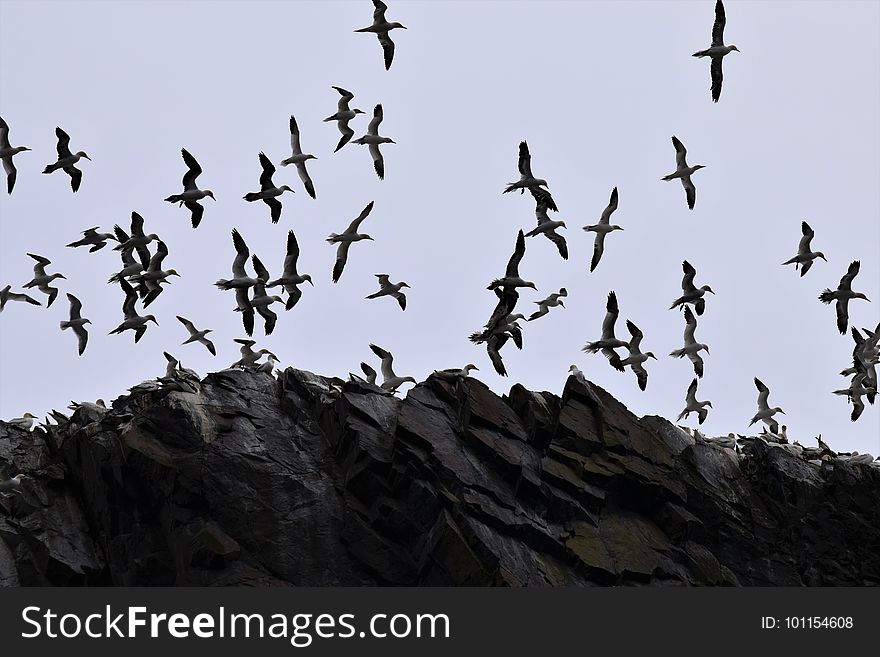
[181,148,202,190]
[711,0,726,47]
[504,230,527,277]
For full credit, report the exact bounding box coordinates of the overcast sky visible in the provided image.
[1,1,877,455]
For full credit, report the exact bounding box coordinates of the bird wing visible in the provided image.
[836,298,850,335]
[672,136,688,169]
[839,260,860,291]
[797,221,814,254]
[710,56,724,102]
[631,361,649,391]
[283,230,300,276]
[0,116,10,150]
[65,166,83,192]
[369,143,385,180]
[599,186,619,224]
[130,211,146,237]
[369,344,396,380]
[3,155,17,194]
[601,291,619,339]
[590,233,606,272]
[683,305,698,343]
[258,151,276,190]
[333,241,351,283]
[289,115,303,155]
[686,378,699,405]
[375,273,392,289]
[754,377,770,410]
[27,253,50,278]
[505,230,527,277]
[378,32,395,70]
[73,323,89,355]
[545,229,568,260]
[181,148,202,190]
[360,362,377,383]
[528,185,558,212]
[296,162,316,199]
[687,351,704,378]
[55,127,73,158]
[681,260,697,292]
[265,196,282,224]
[67,293,83,320]
[252,254,271,282]
[517,141,533,178]
[256,304,277,335]
[177,316,198,335]
[711,0,726,47]
[393,291,407,310]
[120,279,138,319]
[486,335,508,377]
[147,240,168,272]
[626,320,644,352]
[231,229,250,277]
[333,86,354,111]
[368,104,383,136]
[346,201,375,233]
[682,175,696,210]
[185,200,204,229]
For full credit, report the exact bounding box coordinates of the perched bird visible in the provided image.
[366,274,410,310]
[528,288,567,321]
[369,343,416,392]
[215,230,261,336]
[503,141,558,211]
[108,278,158,343]
[692,0,740,102]
[355,0,407,70]
[243,152,294,224]
[42,127,91,192]
[327,201,375,283]
[819,260,870,335]
[662,136,705,210]
[232,338,277,369]
[670,260,715,315]
[176,316,216,356]
[324,86,366,152]
[433,364,479,383]
[164,148,215,228]
[619,320,657,391]
[526,200,568,259]
[279,115,317,198]
[834,373,875,422]
[352,104,395,180]
[59,293,90,355]
[250,255,283,335]
[0,473,26,493]
[584,187,624,272]
[669,306,710,378]
[66,226,117,252]
[256,354,279,375]
[582,291,628,372]
[677,378,712,425]
[23,253,66,307]
[113,212,159,269]
[749,378,786,434]
[487,230,536,291]
[267,230,313,310]
[0,116,31,194]
[6,413,36,431]
[0,285,40,312]
[782,221,826,277]
[129,240,180,307]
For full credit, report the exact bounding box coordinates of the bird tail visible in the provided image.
[487,279,502,290]
[670,348,685,358]
[469,331,487,345]
[582,342,600,354]
[214,279,232,290]
[164,194,181,203]
[692,49,708,58]
[676,410,687,422]
[65,240,81,248]
[42,163,60,174]
[818,289,835,304]
[502,183,518,194]
[243,192,260,202]
[326,233,339,242]
[60,321,70,330]
[781,256,798,266]
[661,173,676,181]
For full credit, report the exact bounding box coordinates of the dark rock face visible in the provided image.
[2,368,878,586]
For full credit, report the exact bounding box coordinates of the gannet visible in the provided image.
[280,115,317,198]
[232,339,277,369]
[503,141,558,211]
[662,136,705,210]
[366,274,410,310]
[129,240,180,307]
[568,365,589,388]
[487,230,536,291]
[433,364,479,383]
[584,187,623,272]
[692,0,740,102]
[352,104,395,180]
[244,152,293,224]
[68,399,107,414]
[6,413,36,431]
[676,378,712,425]
[619,320,657,391]
[528,288,567,321]
[324,86,366,152]
[59,293,91,355]
[359,362,377,385]
[250,255,282,335]
[256,354,279,374]
[355,0,407,70]
[469,286,524,376]
[844,327,878,398]
[108,278,158,343]
[669,305,710,378]
[0,116,31,194]
[107,224,147,285]
[749,378,785,434]
[215,229,264,290]
[328,201,375,283]
[833,373,875,422]
[0,473,26,492]
[23,253,66,308]
[369,344,416,392]
[670,260,714,315]
[782,221,826,277]
[42,127,90,192]
[176,316,216,356]
[526,200,568,259]
[267,230,313,310]
[582,291,627,372]
[113,212,158,269]
[819,260,870,335]
[0,285,40,312]
[66,226,117,252]
[164,148,215,228]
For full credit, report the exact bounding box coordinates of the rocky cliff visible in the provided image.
[2,367,879,586]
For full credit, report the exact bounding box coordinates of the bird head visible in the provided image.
[404,376,417,384]
[693,165,706,171]
[147,315,159,325]
[360,234,374,241]
[536,179,549,188]
[612,225,624,231]
[167,269,181,277]
[77,151,92,160]
[282,185,295,194]
[272,295,284,303]
[558,221,567,229]
[306,154,318,161]
[703,285,715,294]
[22,412,36,419]
[568,364,579,373]
[816,252,827,261]
[148,233,160,240]
[392,22,407,29]
[84,319,93,325]
[16,146,32,153]
[775,407,786,415]
[400,282,411,288]
[205,190,216,201]
[353,108,366,115]
[702,343,710,354]
[303,274,314,286]
[705,401,714,408]
[509,313,526,322]
[464,364,479,372]
[558,301,566,308]
[730,45,740,53]
[54,273,68,280]
[387,139,397,144]
[855,292,870,302]
[647,352,658,360]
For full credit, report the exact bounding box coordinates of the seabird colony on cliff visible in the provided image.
[1,0,877,446]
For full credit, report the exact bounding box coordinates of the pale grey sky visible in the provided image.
[1,1,877,455]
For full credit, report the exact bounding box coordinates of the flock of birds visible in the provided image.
[0,1,877,455]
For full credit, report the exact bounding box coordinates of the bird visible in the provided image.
[582,291,628,372]
[232,339,277,369]
[843,326,878,398]
[358,362,378,385]
[129,240,180,307]
[327,201,375,283]
[470,281,524,377]
[692,0,740,102]
[23,253,66,307]
[215,230,261,336]
[66,226,117,252]
[113,212,159,269]
[0,285,40,312]
[108,279,158,343]
[164,148,215,228]
[243,152,294,224]
[662,136,705,210]
[5,413,36,432]
[355,0,407,70]
[250,255,283,335]
[528,288,567,321]
[834,373,875,422]
[677,378,713,425]
[279,115,317,198]
[0,473,26,493]
[42,127,91,192]
[433,364,479,382]
[503,141,558,210]
[526,200,568,259]
[0,116,31,194]
[256,354,279,375]
[352,104,395,180]
[267,230,313,310]
[782,221,826,277]
[324,86,366,152]
[619,320,657,391]
[366,274,410,310]
[487,230,536,291]
[59,293,91,356]
[583,187,624,272]
[749,378,786,434]
[670,260,715,315]
[369,344,417,393]
[669,306,710,378]
[107,224,147,284]
[176,316,216,356]
[819,260,870,335]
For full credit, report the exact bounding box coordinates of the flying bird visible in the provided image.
[677,378,712,425]
[583,187,624,272]
[108,224,146,285]
[267,230,313,310]
[526,200,568,259]
[366,274,410,310]
[59,293,91,355]
[42,127,91,192]
[833,373,875,423]
[108,278,158,343]
[164,148,215,228]
[0,285,41,312]
[243,152,294,224]
[487,230,536,291]
[129,240,180,308]
[113,211,159,269]
[215,229,262,336]
[619,320,657,391]
[0,116,31,194]
[355,0,407,70]
[352,104,395,180]
[23,253,66,307]
[782,221,826,276]
[582,291,628,372]
[662,136,705,210]
[470,282,524,378]
[669,306,710,378]
[819,260,870,335]
[280,115,317,199]
[692,0,740,102]
[324,86,366,152]
[670,260,715,315]
[327,201,375,283]
[250,255,283,335]
[528,288,567,321]
[369,343,417,393]
[503,141,558,211]
[749,378,785,434]
[176,316,216,356]
[66,226,117,252]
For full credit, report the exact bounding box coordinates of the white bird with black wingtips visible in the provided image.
[23,253,66,308]
[327,201,375,283]
[662,136,705,210]
[352,104,395,180]
[677,378,712,425]
[583,187,624,272]
[355,0,407,70]
[324,86,366,152]
[164,148,215,228]
[366,274,410,310]
[267,230,313,310]
[619,320,657,391]
[60,293,91,356]
[692,0,740,102]
[42,127,91,192]
[749,378,786,434]
[669,306,710,378]
[280,115,317,199]
[782,221,826,277]
[819,260,870,335]
[243,152,294,224]
[670,260,715,316]
[369,344,416,393]
[176,316,216,356]
[0,116,31,194]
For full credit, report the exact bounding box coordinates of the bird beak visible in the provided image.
[84,154,92,161]
[705,346,710,355]
[559,301,565,308]
[307,279,314,286]
[780,410,786,415]
[59,274,68,279]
